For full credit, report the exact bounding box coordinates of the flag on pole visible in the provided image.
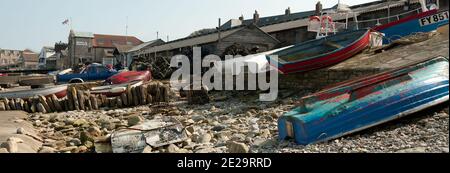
[62,19,69,25]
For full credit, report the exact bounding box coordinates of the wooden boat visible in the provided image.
[373,9,449,44]
[266,29,370,74]
[278,56,449,145]
[0,85,68,99]
[90,81,143,97]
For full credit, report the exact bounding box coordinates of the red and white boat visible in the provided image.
[266,29,370,74]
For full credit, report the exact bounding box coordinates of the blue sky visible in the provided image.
[0,0,375,52]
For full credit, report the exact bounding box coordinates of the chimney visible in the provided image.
[315,1,323,15]
[253,10,260,24]
[239,15,244,21]
[285,7,291,16]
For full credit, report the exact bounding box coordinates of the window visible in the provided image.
[97,66,108,73]
[97,39,105,45]
[87,66,97,74]
[88,47,92,53]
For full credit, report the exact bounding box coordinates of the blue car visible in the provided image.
[57,63,119,84]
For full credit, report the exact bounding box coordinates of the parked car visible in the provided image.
[56,63,119,83]
[104,70,152,85]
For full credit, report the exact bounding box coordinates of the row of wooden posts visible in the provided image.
[0,82,171,113]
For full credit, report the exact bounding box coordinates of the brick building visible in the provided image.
[68,30,143,67]
[18,49,39,69]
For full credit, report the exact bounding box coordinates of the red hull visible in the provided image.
[105,71,152,85]
[53,89,68,99]
[279,30,370,74]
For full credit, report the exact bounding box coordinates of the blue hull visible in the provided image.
[278,57,449,145]
[376,10,449,44]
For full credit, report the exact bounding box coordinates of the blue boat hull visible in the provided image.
[375,10,449,44]
[278,57,449,145]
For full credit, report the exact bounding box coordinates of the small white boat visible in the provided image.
[213,46,293,75]
[0,85,68,99]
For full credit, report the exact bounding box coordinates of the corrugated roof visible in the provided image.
[140,26,245,54]
[351,0,415,14]
[73,31,94,38]
[93,34,143,48]
[223,0,416,32]
[140,25,280,54]
[241,10,316,27]
[128,39,165,53]
[114,44,134,53]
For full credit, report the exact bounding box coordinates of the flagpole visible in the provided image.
[70,17,73,30]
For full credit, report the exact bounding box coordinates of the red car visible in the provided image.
[104,70,152,85]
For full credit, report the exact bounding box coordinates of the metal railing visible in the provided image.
[351,8,423,30]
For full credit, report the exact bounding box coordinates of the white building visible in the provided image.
[38,46,56,69]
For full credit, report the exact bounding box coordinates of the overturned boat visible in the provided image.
[0,85,68,99]
[278,56,449,145]
[266,29,370,74]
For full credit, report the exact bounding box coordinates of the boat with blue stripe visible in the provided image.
[278,56,449,145]
[373,9,449,44]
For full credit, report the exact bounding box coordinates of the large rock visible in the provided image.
[38,146,56,153]
[9,98,17,110]
[187,85,210,105]
[0,148,8,153]
[132,86,139,106]
[67,89,74,111]
[70,87,79,111]
[90,96,99,110]
[126,84,133,106]
[16,127,27,135]
[121,93,128,107]
[0,102,5,111]
[1,141,18,153]
[88,126,102,137]
[140,85,147,105]
[166,144,180,153]
[116,97,123,108]
[36,103,46,113]
[45,96,56,112]
[73,119,89,127]
[198,133,212,143]
[2,98,10,110]
[127,115,143,126]
[77,90,86,110]
[396,147,428,153]
[38,95,51,113]
[227,141,249,153]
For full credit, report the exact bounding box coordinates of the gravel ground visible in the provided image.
[20,90,449,153]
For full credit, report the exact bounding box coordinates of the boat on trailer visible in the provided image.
[278,56,449,145]
[0,85,68,99]
[266,29,370,74]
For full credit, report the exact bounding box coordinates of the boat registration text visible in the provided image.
[419,11,449,26]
